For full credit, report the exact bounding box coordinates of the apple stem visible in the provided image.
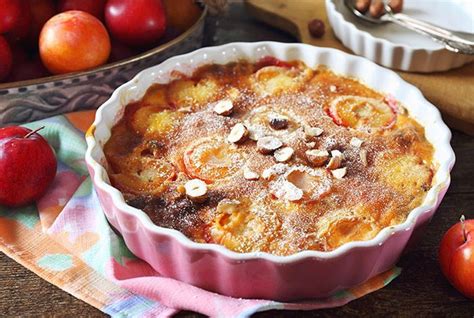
[24,126,45,139]
[460,215,467,243]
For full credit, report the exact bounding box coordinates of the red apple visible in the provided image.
[0,126,57,207]
[0,36,13,81]
[0,0,22,34]
[8,55,50,82]
[439,215,474,300]
[108,40,139,62]
[57,0,106,20]
[105,0,166,47]
[27,0,57,45]
[5,1,32,43]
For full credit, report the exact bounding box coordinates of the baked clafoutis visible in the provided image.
[104,57,435,256]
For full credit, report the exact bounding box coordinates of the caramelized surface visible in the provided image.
[104,58,434,256]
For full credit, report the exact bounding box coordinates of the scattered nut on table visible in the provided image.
[308,18,325,38]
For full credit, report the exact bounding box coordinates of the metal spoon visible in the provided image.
[344,0,474,55]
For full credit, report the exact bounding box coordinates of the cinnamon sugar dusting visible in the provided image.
[103,58,435,256]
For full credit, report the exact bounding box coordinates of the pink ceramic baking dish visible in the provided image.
[85,42,455,301]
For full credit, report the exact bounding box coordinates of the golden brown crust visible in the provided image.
[104,59,435,256]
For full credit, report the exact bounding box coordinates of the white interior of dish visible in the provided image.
[331,0,474,50]
[86,42,455,262]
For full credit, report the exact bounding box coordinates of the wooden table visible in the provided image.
[1,2,473,317]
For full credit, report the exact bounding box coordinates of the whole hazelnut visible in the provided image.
[308,19,325,38]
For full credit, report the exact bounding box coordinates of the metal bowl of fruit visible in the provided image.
[0,0,207,126]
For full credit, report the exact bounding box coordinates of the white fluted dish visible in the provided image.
[326,0,474,72]
[86,42,455,301]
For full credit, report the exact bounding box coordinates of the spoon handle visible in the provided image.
[384,9,474,55]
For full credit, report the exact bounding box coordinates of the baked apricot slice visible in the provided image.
[252,65,313,96]
[104,124,141,171]
[316,205,379,249]
[375,153,433,195]
[244,106,300,139]
[168,78,219,107]
[323,215,378,249]
[141,84,169,107]
[131,106,183,137]
[209,199,280,253]
[110,156,176,196]
[328,96,396,130]
[183,138,244,183]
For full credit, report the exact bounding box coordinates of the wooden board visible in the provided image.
[246,0,474,135]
